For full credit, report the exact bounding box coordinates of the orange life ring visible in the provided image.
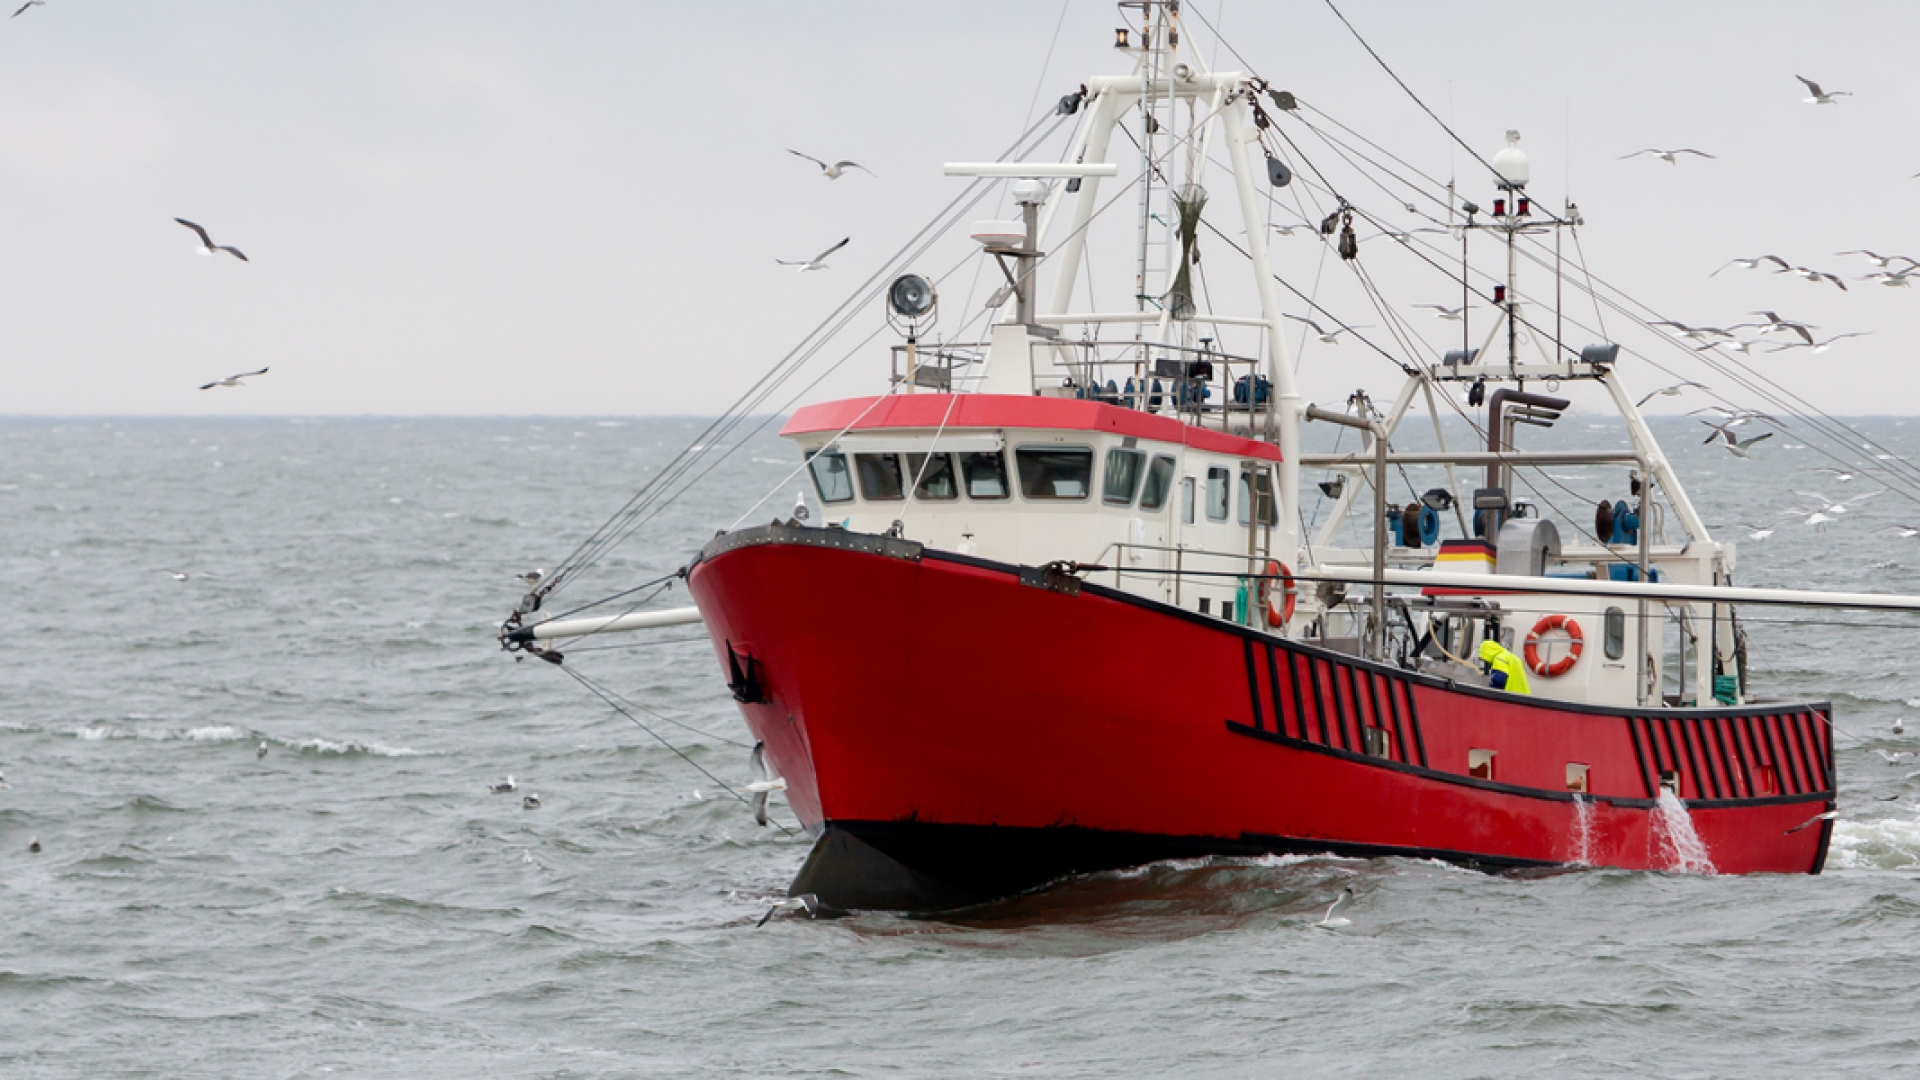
[1524,613,1584,677]
[1259,560,1297,626]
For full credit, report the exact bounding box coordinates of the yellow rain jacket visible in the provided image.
[1478,639,1532,695]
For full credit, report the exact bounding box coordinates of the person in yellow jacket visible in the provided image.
[1478,638,1532,695]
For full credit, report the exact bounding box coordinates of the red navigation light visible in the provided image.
[1493,285,1507,303]
[1493,198,1506,217]
[1518,197,1531,216]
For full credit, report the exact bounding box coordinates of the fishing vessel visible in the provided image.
[501,2,1918,911]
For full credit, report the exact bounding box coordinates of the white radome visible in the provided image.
[1492,129,1530,189]
[969,220,1027,247]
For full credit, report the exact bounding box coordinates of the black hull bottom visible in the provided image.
[789,820,1558,913]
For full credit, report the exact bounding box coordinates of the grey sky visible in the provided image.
[4,2,1917,417]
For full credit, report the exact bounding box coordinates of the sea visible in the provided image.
[5,413,1920,1078]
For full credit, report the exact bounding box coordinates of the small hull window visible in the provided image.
[1103,447,1145,505]
[960,451,1010,499]
[905,453,958,501]
[807,449,854,504]
[1016,446,1094,499]
[1140,455,1176,511]
[855,453,905,501]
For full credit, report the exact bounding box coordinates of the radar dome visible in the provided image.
[1491,129,1529,189]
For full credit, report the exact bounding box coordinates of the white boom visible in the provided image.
[525,606,705,641]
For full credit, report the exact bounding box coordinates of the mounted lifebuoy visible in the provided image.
[1259,560,1297,626]
[1524,613,1584,677]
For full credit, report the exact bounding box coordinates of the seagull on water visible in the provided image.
[1709,255,1789,277]
[1414,303,1469,321]
[1797,76,1851,105]
[776,237,850,272]
[1636,381,1709,407]
[1284,314,1367,344]
[1620,148,1715,165]
[1312,886,1355,929]
[1786,810,1839,834]
[786,150,872,179]
[12,0,43,16]
[1896,718,1907,735]
[174,218,248,262]
[747,741,785,827]
[27,838,40,853]
[157,568,216,582]
[199,368,268,390]
[490,775,517,794]
[756,893,820,927]
[256,741,268,759]
[1874,750,1913,764]
[523,793,540,809]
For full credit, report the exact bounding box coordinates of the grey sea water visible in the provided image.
[5,414,1920,1078]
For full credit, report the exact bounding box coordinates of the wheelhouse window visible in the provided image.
[1205,467,1230,522]
[1238,469,1279,526]
[1140,455,1176,512]
[1102,447,1145,506]
[807,448,854,504]
[905,453,958,500]
[960,451,1010,499]
[854,453,905,501]
[1015,446,1094,500]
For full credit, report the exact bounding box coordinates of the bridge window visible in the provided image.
[806,449,853,503]
[854,453,905,501]
[905,453,958,500]
[1238,469,1279,526]
[1103,447,1145,505]
[959,451,1010,499]
[1015,446,1094,500]
[1206,467,1230,521]
[1140,455,1176,511]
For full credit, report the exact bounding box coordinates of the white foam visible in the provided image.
[288,737,423,758]
[1651,788,1716,875]
[71,724,245,742]
[1827,817,1920,870]
[1570,794,1596,866]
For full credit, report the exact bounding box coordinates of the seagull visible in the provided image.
[523,793,541,809]
[1874,750,1913,764]
[12,0,42,16]
[1860,270,1916,288]
[1369,227,1448,244]
[1620,148,1715,165]
[1415,303,1469,321]
[256,741,268,759]
[1734,522,1777,541]
[1797,76,1851,105]
[1709,255,1790,277]
[1719,431,1774,458]
[516,569,544,588]
[489,775,517,794]
[27,838,40,853]
[1312,886,1355,929]
[756,893,820,927]
[156,569,205,582]
[1269,223,1312,237]
[1750,312,1816,346]
[1691,405,1781,425]
[747,741,784,827]
[1284,314,1367,344]
[1809,467,1857,482]
[786,150,872,179]
[174,218,248,261]
[1785,265,1848,291]
[1698,339,1765,356]
[1897,718,1907,735]
[1785,810,1839,834]
[1837,250,1918,269]
[1795,489,1883,516]
[776,237,850,272]
[1768,332,1872,354]
[199,368,268,390]
[1637,382,1709,407]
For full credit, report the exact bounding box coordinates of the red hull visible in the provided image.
[687,526,1834,910]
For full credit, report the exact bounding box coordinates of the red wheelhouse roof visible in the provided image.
[781,395,1283,461]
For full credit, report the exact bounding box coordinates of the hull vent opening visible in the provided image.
[1469,749,1496,780]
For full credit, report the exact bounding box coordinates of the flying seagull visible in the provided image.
[1312,886,1355,929]
[1415,303,1469,320]
[757,893,820,927]
[1860,270,1916,288]
[12,0,42,16]
[1284,314,1367,344]
[199,367,268,390]
[776,236,850,272]
[786,149,872,179]
[1636,381,1709,407]
[1785,810,1839,834]
[747,741,785,827]
[489,775,517,794]
[1767,331,1872,355]
[1750,311,1816,346]
[1797,76,1851,105]
[1837,250,1917,269]
[1719,431,1774,459]
[1809,466,1857,482]
[1710,255,1790,277]
[174,218,248,261]
[1734,522,1777,541]
[1620,148,1715,165]
[1785,265,1848,291]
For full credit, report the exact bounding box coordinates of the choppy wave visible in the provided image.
[1828,817,1920,870]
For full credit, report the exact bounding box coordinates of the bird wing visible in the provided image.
[786,149,828,171]
[198,381,220,390]
[10,1,33,16]
[1676,149,1716,158]
[1788,324,1815,345]
[811,236,851,263]
[175,218,214,248]
[217,245,249,262]
[1796,75,1823,97]
[1283,313,1324,334]
[1820,272,1847,291]
[1759,256,1791,271]
[1738,432,1775,448]
[240,367,268,378]
[833,161,873,175]
[750,741,768,781]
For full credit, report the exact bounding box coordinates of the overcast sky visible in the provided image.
[4,1,1918,417]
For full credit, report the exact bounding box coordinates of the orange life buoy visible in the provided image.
[1524,613,1584,677]
[1259,560,1297,626]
